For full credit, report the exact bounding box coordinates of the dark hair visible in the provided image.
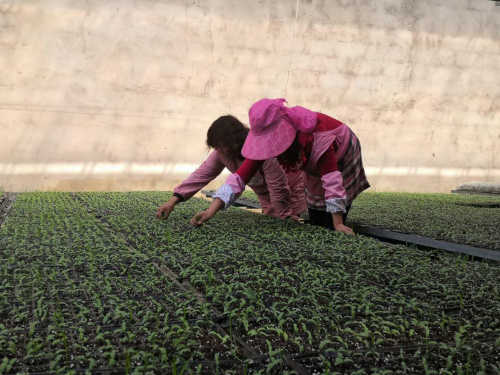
[277,134,301,164]
[206,115,249,159]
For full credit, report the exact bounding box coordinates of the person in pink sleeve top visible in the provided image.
[156,115,307,221]
[191,99,370,234]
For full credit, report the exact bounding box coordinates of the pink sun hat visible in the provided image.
[241,98,318,160]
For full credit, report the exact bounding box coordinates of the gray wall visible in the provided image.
[1,0,499,192]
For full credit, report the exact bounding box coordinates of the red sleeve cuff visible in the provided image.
[235,159,265,184]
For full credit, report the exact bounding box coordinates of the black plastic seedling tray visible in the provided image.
[350,223,500,262]
[451,189,500,197]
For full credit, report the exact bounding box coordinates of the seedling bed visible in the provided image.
[76,196,308,373]
[292,339,500,374]
[1,264,191,302]
[349,192,500,252]
[451,189,500,197]
[216,190,500,259]
[0,260,150,270]
[0,323,253,374]
[350,223,500,262]
[1,192,500,374]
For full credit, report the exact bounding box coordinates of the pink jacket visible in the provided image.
[301,124,351,212]
[214,118,367,214]
[174,151,306,218]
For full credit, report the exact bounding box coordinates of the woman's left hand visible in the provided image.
[190,198,225,226]
[191,210,216,226]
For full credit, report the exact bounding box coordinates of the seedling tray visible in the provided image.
[451,189,500,197]
[191,191,500,260]
[201,189,262,209]
[3,192,500,374]
[350,223,500,262]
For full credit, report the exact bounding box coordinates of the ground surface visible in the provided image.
[0,192,499,374]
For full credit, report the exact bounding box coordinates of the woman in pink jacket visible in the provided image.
[156,115,307,221]
[191,99,370,234]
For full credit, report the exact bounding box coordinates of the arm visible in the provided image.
[174,151,226,201]
[157,151,225,220]
[156,195,181,220]
[211,158,264,209]
[261,159,292,219]
[317,147,354,235]
[191,159,264,226]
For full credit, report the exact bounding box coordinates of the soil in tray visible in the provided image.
[228,318,432,358]
[0,324,249,374]
[293,341,500,374]
[228,303,500,357]
[194,275,378,299]
[232,319,385,358]
[2,266,178,296]
[6,361,270,375]
[0,297,205,330]
[2,282,179,301]
[1,253,143,267]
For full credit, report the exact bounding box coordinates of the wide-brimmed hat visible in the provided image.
[241,98,317,160]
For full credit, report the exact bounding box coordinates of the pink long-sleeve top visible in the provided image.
[173,150,293,218]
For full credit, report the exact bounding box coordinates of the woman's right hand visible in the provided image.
[156,197,180,220]
[334,223,355,235]
[190,198,225,226]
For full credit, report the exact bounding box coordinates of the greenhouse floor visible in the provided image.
[0,192,499,374]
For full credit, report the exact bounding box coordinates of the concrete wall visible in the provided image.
[1,0,499,193]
